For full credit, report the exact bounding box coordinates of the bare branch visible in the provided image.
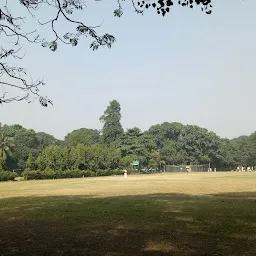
[0,0,213,106]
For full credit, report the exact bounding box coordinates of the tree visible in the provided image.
[217,138,237,168]
[36,132,59,150]
[178,125,222,164]
[118,127,157,167]
[0,126,14,170]
[147,122,184,148]
[12,128,40,169]
[2,124,59,170]
[148,149,160,169]
[34,143,122,171]
[26,152,35,170]
[0,0,212,105]
[230,136,250,166]
[65,128,100,147]
[70,143,89,170]
[244,132,256,166]
[119,127,143,156]
[100,100,124,144]
[160,140,187,165]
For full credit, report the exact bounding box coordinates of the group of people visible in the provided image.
[208,168,217,172]
[236,166,254,172]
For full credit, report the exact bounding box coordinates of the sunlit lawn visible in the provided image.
[0,172,256,256]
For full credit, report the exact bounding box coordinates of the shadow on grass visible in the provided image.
[0,192,256,256]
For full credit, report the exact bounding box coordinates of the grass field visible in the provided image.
[0,172,256,256]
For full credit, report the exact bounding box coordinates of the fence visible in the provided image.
[165,164,210,172]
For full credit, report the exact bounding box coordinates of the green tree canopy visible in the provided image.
[147,122,184,148]
[36,132,60,150]
[100,100,124,144]
[2,124,58,170]
[65,128,101,147]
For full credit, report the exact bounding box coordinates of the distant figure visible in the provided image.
[186,166,190,174]
[214,168,216,172]
[123,170,128,179]
[209,168,212,172]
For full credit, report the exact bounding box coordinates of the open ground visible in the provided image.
[0,172,256,256]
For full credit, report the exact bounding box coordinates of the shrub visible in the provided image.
[65,169,84,178]
[93,169,123,176]
[23,170,43,180]
[0,171,17,182]
[82,170,95,177]
[22,169,124,180]
[109,169,123,175]
[23,169,93,180]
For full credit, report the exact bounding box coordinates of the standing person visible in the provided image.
[123,169,128,179]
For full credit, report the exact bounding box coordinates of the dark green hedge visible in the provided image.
[22,169,124,180]
[0,171,17,182]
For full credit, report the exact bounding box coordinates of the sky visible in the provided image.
[1,0,256,140]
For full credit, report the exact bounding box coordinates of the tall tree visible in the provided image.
[100,100,124,144]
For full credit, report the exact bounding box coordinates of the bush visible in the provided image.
[111,169,123,175]
[65,169,84,178]
[22,169,82,180]
[23,170,43,180]
[82,170,95,177]
[93,169,123,177]
[22,169,124,180]
[0,171,17,182]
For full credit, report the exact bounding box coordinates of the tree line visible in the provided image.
[1,100,256,175]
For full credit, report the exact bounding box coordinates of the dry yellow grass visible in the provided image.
[0,172,255,199]
[0,172,256,256]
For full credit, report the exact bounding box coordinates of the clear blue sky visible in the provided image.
[1,0,256,139]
